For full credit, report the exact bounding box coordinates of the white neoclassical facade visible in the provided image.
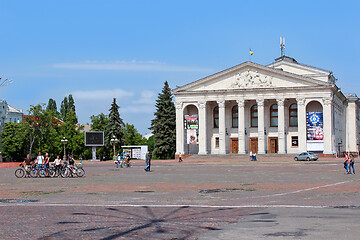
[173,56,360,156]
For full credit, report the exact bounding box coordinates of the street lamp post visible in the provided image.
[61,137,68,161]
[110,136,119,161]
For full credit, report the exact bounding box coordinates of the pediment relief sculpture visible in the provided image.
[231,70,273,89]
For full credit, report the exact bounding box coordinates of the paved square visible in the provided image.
[1,157,360,239]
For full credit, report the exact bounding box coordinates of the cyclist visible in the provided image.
[68,155,75,166]
[125,154,131,167]
[54,155,62,176]
[22,154,33,171]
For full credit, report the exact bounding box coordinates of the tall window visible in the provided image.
[213,106,219,128]
[232,105,238,128]
[270,104,278,127]
[289,104,298,127]
[251,105,258,127]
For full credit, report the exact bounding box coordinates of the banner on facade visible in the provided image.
[184,115,199,129]
[187,129,198,144]
[306,112,324,141]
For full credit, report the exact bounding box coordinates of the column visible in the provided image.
[198,101,207,154]
[237,99,246,154]
[217,100,226,154]
[257,98,265,154]
[297,98,307,152]
[323,97,333,154]
[277,98,286,154]
[175,102,184,155]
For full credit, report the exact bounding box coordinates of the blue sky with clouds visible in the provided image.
[0,0,359,134]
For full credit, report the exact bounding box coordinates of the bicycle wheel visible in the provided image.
[29,168,39,178]
[76,168,85,177]
[15,168,25,178]
[60,168,69,178]
[49,167,56,178]
[39,168,47,178]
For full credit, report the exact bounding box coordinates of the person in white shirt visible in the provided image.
[36,152,44,167]
[54,155,62,175]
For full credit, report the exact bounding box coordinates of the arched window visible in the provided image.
[289,104,298,127]
[232,105,238,128]
[251,105,258,127]
[213,106,219,128]
[270,104,278,127]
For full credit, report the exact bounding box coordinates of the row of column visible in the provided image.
[176,97,333,155]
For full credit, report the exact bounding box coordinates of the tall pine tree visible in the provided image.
[104,98,124,149]
[150,81,176,159]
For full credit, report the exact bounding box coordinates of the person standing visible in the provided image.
[144,151,151,172]
[54,155,62,176]
[36,152,44,167]
[349,154,355,174]
[178,153,182,162]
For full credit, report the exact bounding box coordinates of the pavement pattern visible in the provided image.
[0,157,360,239]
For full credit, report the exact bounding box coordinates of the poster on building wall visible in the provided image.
[184,115,199,129]
[306,112,324,141]
[187,129,198,144]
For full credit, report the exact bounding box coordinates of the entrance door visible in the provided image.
[249,138,258,153]
[230,138,238,153]
[269,137,278,153]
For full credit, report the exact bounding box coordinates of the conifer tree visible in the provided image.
[104,98,124,149]
[150,81,176,159]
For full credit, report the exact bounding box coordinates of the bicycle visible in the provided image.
[61,163,85,177]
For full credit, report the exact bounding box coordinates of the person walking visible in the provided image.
[349,154,355,174]
[249,152,253,161]
[144,151,151,172]
[344,153,350,174]
[178,153,182,162]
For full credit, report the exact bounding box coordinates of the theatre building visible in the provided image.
[173,56,360,156]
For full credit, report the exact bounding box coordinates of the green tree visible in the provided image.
[90,113,109,131]
[146,135,155,153]
[123,123,147,145]
[60,96,68,120]
[104,98,124,149]
[0,122,29,161]
[149,81,176,159]
[23,104,53,155]
[46,98,59,116]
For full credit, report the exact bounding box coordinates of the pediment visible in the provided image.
[174,62,330,93]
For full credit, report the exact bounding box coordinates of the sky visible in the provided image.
[0,0,359,135]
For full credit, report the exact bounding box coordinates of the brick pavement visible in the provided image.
[0,157,359,239]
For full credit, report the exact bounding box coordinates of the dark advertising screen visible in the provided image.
[85,131,104,146]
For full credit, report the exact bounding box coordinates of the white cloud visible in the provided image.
[132,90,156,105]
[71,89,133,100]
[51,60,213,73]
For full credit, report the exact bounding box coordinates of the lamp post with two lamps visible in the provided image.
[61,137,68,161]
[110,136,119,161]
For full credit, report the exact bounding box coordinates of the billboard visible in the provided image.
[306,112,324,141]
[187,129,198,144]
[184,115,199,129]
[85,131,104,146]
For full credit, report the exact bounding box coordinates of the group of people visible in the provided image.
[114,151,152,172]
[114,152,131,168]
[22,152,77,172]
[344,153,355,174]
